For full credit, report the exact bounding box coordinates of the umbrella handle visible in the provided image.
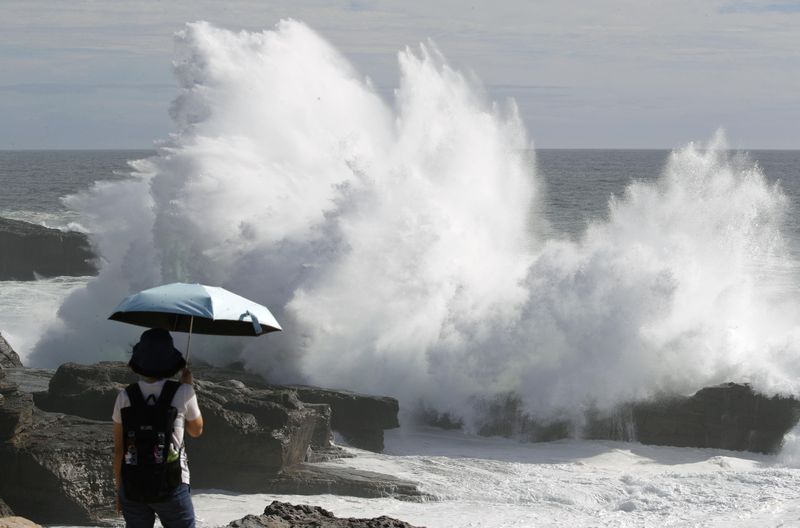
[185,315,194,366]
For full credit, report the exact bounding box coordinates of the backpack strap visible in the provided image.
[156,380,181,407]
[125,382,147,408]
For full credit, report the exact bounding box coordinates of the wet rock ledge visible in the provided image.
[226,501,421,528]
[0,217,96,280]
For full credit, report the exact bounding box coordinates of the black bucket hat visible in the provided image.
[129,328,186,379]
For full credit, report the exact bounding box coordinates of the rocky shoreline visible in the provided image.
[3,333,800,526]
[225,501,421,528]
[0,350,425,526]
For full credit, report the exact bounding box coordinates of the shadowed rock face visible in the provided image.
[186,379,320,490]
[626,383,800,453]
[226,501,421,528]
[0,217,97,280]
[0,371,30,441]
[469,384,800,454]
[0,386,116,525]
[191,363,400,453]
[0,335,22,369]
[0,498,14,517]
[32,363,321,488]
[289,387,400,453]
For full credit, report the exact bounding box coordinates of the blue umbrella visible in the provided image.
[109,282,282,361]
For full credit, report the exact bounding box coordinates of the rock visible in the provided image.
[226,500,422,528]
[1,368,53,394]
[305,403,333,449]
[0,391,33,441]
[0,370,17,395]
[0,398,117,525]
[0,217,97,280]
[290,386,399,452]
[453,384,800,454]
[0,335,22,369]
[186,380,319,490]
[34,362,319,485]
[260,465,427,502]
[0,498,14,517]
[31,362,420,498]
[192,364,401,453]
[471,393,571,442]
[0,361,424,525]
[0,518,41,528]
[33,362,137,420]
[627,383,800,453]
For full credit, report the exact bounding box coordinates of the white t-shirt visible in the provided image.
[112,379,201,485]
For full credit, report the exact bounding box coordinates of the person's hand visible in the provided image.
[180,368,193,385]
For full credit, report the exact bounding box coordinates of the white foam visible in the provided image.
[187,427,800,528]
[0,210,84,231]
[0,277,91,362]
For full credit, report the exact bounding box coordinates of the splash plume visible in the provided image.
[31,21,800,425]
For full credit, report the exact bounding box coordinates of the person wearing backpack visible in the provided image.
[112,328,204,528]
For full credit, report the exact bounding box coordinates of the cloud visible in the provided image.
[720,1,800,13]
[0,83,173,95]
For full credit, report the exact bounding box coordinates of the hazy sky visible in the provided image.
[1,0,798,149]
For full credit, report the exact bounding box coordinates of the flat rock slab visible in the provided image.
[260,464,428,501]
[0,518,41,528]
[3,369,54,394]
[226,501,422,528]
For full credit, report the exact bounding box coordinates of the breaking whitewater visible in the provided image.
[4,19,800,527]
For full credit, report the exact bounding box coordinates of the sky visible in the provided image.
[0,0,798,149]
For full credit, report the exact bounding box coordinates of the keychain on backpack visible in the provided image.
[153,432,165,464]
[124,432,138,465]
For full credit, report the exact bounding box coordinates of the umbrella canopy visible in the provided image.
[109,282,282,336]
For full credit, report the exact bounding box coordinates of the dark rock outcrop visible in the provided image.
[0,388,116,525]
[0,335,22,369]
[33,363,320,488]
[626,383,800,453]
[226,501,421,528]
[469,383,800,454]
[186,379,319,490]
[191,363,400,452]
[23,361,421,522]
[290,387,399,453]
[2,361,422,525]
[259,464,426,501]
[33,361,136,420]
[0,498,13,517]
[0,217,96,280]
[0,371,30,441]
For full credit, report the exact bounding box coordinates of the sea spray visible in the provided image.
[29,21,800,428]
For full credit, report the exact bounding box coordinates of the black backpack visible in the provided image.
[120,380,183,502]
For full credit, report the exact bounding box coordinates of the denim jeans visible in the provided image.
[119,483,195,528]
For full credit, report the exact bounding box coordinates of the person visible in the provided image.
[112,328,204,528]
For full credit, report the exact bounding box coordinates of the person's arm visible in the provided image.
[186,416,204,438]
[113,421,123,512]
[180,368,204,438]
